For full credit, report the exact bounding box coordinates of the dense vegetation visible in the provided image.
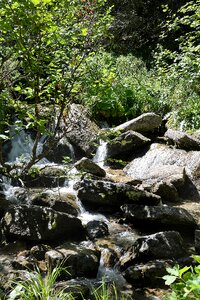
[0,0,199,174]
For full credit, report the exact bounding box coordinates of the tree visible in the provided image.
[0,0,112,179]
[154,0,200,130]
[106,0,188,60]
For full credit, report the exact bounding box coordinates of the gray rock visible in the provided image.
[151,181,180,203]
[106,130,151,159]
[30,244,51,260]
[76,179,160,211]
[195,230,200,253]
[74,157,106,177]
[165,129,200,151]
[44,137,76,164]
[123,259,174,287]
[124,143,200,190]
[113,113,162,133]
[55,280,90,300]
[21,165,67,188]
[85,220,109,240]
[45,242,100,278]
[31,190,79,216]
[2,205,85,241]
[121,204,197,230]
[63,104,100,157]
[120,231,185,267]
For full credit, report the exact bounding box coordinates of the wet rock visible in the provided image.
[74,157,106,177]
[45,242,100,278]
[12,255,37,270]
[113,113,162,134]
[31,190,79,216]
[63,104,100,157]
[30,244,51,260]
[2,205,85,242]
[86,220,109,240]
[195,230,200,253]
[21,165,67,188]
[165,129,200,151]
[106,130,151,159]
[121,204,197,231]
[76,179,160,212]
[123,259,174,287]
[151,181,180,203]
[55,280,90,300]
[120,231,185,267]
[44,137,77,164]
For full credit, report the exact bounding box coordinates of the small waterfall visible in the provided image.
[7,126,48,164]
[97,249,127,287]
[93,140,107,168]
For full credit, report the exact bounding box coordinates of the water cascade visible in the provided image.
[93,140,107,168]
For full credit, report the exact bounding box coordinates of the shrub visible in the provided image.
[163,255,200,299]
[81,51,170,125]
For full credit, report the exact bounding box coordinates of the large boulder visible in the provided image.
[121,204,197,231]
[123,259,174,287]
[74,157,106,177]
[45,242,100,278]
[120,231,185,267]
[21,165,67,188]
[113,113,162,134]
[124,143,200,191]
[2,205,85,242]
[31,189,80,216]
[106,130,151,159]
[44,137,77,164]
[62,104,100,157]
[165,129,200,151]
[76,179,160,211]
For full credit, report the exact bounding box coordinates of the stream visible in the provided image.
[1,128,138,290]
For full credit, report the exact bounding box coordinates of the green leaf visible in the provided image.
[81,28,88,36]
[31,0,40,5]
[163,275,177,286]
[179,266,191,278]
[0,134,9,141]
[166,266,179,277]
[193,255,200,264]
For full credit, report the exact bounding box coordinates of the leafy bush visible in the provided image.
[81,51,170,125]
[163,255,200,299]
[154,0,200,131]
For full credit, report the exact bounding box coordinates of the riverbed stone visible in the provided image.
[121,204,197,231]
[74,157,106,177]
[120,231,185,268]
[21,165,67,188]
[113,113,162,134]
[31,189,79,216]
[123,259,174,287]
[106,130,151,159]
[85,220,109,240]
[165,129,200,151]
[45,242,100,278]
[76,179,160,212]
[62,104,100,157]
[124,143,200,191]
[55,280,90,300]
[2,205,85,242]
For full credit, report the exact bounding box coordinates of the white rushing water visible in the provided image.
[93,139,107,168]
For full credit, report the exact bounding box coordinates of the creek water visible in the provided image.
[1,129,136,287]
[93,140,107,168]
